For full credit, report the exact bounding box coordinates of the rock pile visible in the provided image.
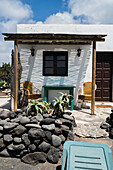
[100,108,113,139]
[0,109,76,165]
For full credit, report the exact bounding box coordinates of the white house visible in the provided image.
[3,24,113,113]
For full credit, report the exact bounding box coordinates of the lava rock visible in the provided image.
[3,135,13,144]
[38,141,50,152]
[0,133,3,138]
[34,139,41,145]
[62,114,73,121]
[52,135,61,147]
[60,125,69,130]
[47,146,60,163]
[35,114,43,122]
[20,117,30,125]
[40,118,55,125]
[9,144,25,152]
[45,131,52,142]
[13,137,22,144]
[4,122,18,130]
[21,152,47,165]
[67,131,75,141]
[0,109,10,119]
[0,138,5,151]
[13,125,27,136]
[22,134,30,146]
[54,128,62,135]
[25,124,41,129]
[0,120,7,126]
[43,114,50,118]
[0,149,10,157]
[100,122,110,130]
[59,135,66,143]
[42,124,55,131]
[0,126,3,132]
[9,111,17,119]
[55,119,62,125]
[28,144,36,152]
[28,128,45,139]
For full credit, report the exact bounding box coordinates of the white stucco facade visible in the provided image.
[17,24,113,104]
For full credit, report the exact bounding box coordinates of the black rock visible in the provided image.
[52,135,61,147]
[13,137,22,144]
[40,118,55,125]
[22,134,30,147]
[35,114,43,122]
[62,114,73,121]
[28,128,45,139]
[21,152,47,165]
[60,125,69,130]
[0,109,10,119]
[3,134,13,144]
[100,122,110,129]
[20,150,28,157]
[28,144,36,152]
[12,144,25,151]
[38,141,50,152]
[67,131,75,141]
[4,122,19,130]
[0,138,5,151]
[42,124,55,131]
[20,116,30,125]
[13,125,27,136]
[9,111,17,119]
[47,146,60,163]
[34,139,41,145]
[59,135,66,143]
[43,114,50,118]
[54,128,62,135]
[45,131,52,142]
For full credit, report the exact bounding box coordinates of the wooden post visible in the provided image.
[91,41,96,115]
[14,40,18,111]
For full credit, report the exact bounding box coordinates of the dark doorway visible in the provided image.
[95,52,113,101]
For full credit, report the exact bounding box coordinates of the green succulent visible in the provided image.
[26,99,51,115]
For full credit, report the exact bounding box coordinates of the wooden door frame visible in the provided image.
[96,51,113,102]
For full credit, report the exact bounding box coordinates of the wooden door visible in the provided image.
[95,52,113,101]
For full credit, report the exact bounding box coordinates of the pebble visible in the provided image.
[20,117,30,125]
[42,124,55,131]
[25,124,41,129]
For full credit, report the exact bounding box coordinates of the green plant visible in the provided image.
[26,99,51,115]
[0,80,7,89]
[0,63,11,88]
[53,92,72,116]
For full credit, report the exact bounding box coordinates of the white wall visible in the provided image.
[19,44,92,103]
[18,24,113,104]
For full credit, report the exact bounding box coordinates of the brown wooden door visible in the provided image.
[95,52,113,101]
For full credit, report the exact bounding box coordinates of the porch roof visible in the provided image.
[2,33,107,45]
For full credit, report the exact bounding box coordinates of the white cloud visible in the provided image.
[0,0,34,66]
[68,0,113,24]
[45,12,78,24]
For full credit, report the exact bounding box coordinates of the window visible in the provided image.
[43,51,68,76]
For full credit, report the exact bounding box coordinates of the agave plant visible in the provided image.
[53,97,64,115]
[26,98,50,115]
[53,92,73,116]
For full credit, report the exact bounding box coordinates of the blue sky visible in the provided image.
[0,0,113,65]
[21,0,68,22]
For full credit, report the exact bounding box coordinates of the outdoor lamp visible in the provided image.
[77,48,81,57]
[30,47,35,56]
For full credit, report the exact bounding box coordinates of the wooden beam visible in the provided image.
[14,40,18,111]
[91,41,96,115]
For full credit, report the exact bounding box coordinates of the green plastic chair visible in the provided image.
[61,141,113,170]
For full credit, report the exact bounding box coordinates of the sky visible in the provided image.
[0,0,113,65]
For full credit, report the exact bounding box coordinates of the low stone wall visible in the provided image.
[0,109,76,165]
